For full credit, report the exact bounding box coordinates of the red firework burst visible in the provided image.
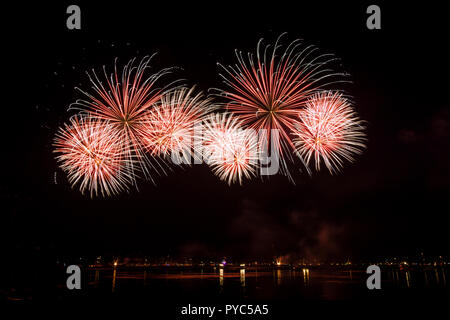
[71,55,173,182]
[293,91,366,173]
[53,115,134,197]
[202,113,259,185]
[142,87,213,162]
[218,34,344,176]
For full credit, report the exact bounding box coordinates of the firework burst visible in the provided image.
[217,33,345,177]
[53,115,134,197]
[142,86,214,163]
[293,91,366,173]
[202,113,259,185]
[70,55,173,183]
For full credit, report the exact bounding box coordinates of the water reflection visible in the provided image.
[386,268,450,288]
[442,269,447,286]
[112,268,117,292]
[86,266,450,300]
[302,268,310,286]
[219,268,224,287]
[405,271,411,288]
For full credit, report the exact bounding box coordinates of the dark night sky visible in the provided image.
[2,1,449,263]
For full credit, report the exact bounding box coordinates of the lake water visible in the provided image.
[4,266,449,316]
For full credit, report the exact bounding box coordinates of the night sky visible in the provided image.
[3,1,449,265]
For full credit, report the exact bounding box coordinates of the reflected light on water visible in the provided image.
[240,268,245,287]
[442,269,447,286]
[219,268,224,287]
[302,268,310,286]
[112,268,117,292]
[84,265,450,299]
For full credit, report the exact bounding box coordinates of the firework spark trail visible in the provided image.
[53,115,134,197]
[70,55,174,184]
[217,33,346,178]
[53,40,366,196]
[142,86,214,164]
[202,113,259,185]
[293,91,366,173]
